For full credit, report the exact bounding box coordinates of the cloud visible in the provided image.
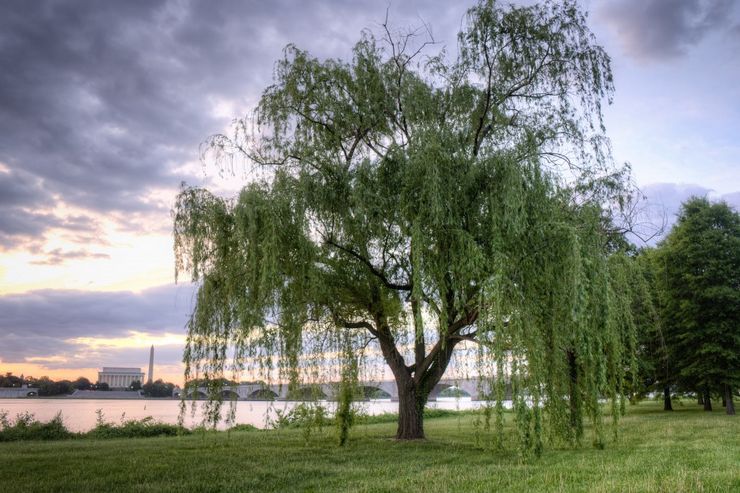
[632,182,740,245]
[720,191,740,208]
[30,248,110,266]
[599,0,738,61]
[0,167,56,248]
[0,0,467,252]
[0,163,107,251]
[0,282,199,378]
[0,283,197,363]
[0,211,59,250]
[0,167,51,208]
[0,2,205,214]
[18,339,186,372]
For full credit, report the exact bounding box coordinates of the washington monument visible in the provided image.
[147,345,154,384]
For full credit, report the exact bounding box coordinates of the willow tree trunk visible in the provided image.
[396,380,427,439]
[376,326,434,440]
[663,386,673,411]
[698,392,704,406]
[725,385,736,416]
[567,350,581,430]
[375,308,465,440]
[390,345,457,439]
[703,388,712,411]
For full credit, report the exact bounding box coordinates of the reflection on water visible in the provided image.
[0,398,486,432]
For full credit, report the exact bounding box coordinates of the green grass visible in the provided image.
[0,400,737,492]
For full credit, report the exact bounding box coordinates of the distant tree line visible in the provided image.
[0,373,24,388]
[1,373,177,398]
[0,374,107,395]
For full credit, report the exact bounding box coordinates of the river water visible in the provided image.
[0,398,486,432]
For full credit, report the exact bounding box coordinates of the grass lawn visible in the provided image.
[1,400,737,492]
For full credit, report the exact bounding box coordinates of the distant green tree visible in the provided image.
[142,379,175,398]
[95,382,110,391]
[33,377,74,396]
[130,380,142,391]
[73,377,92,391]
[187,378,238,388]
[655,197,739,415]
[0,372,23,388]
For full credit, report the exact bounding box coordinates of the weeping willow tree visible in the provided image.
[174,0,638,447]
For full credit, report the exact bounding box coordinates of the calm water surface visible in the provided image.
[0,398,484,432]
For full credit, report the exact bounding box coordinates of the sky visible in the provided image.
[1,0,739,385]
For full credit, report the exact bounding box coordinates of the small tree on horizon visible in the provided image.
[73,376,92,391]
[174,0,639,448]
[143,379,176,398]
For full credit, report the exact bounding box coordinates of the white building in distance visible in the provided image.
[98,367,144,390]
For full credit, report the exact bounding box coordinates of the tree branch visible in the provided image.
[326,238,412,291]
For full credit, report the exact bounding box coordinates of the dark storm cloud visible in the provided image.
[0,283,195,339]
[599,0,737,61]
[0,1,213,212]
[0,168,104,249]
[0,0,466,249]
[0,211,58,249]
[0,168,50,208]
[0,283,196,362]
[0,168,56,243]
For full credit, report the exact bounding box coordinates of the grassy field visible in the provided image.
[0,400,737,492]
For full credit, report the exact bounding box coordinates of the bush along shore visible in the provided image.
[0,409,190,441]
[0,405,476,442]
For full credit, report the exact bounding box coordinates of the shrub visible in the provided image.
[89,410,190,439]
[0,410,76,441]
[270,403,328,443]
[229,423,259,432]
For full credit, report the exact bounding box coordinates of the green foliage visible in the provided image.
[335,340,359,445]
[437,387,471,398]
[654,197,740,402]
[25,376,75,396]
[627,249,672,402]
[0,372,24,388]
[0,410,75,442]
[174,0,636,448]
[89,410,190,439]
[270,403,327,444]
[228,423,259,432]
[73,377,92,391]
[142,379,176,397]
[270,403,327,430]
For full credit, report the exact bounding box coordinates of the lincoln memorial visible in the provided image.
[97,367,145,389]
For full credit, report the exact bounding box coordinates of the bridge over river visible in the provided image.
[178,378,493,402]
